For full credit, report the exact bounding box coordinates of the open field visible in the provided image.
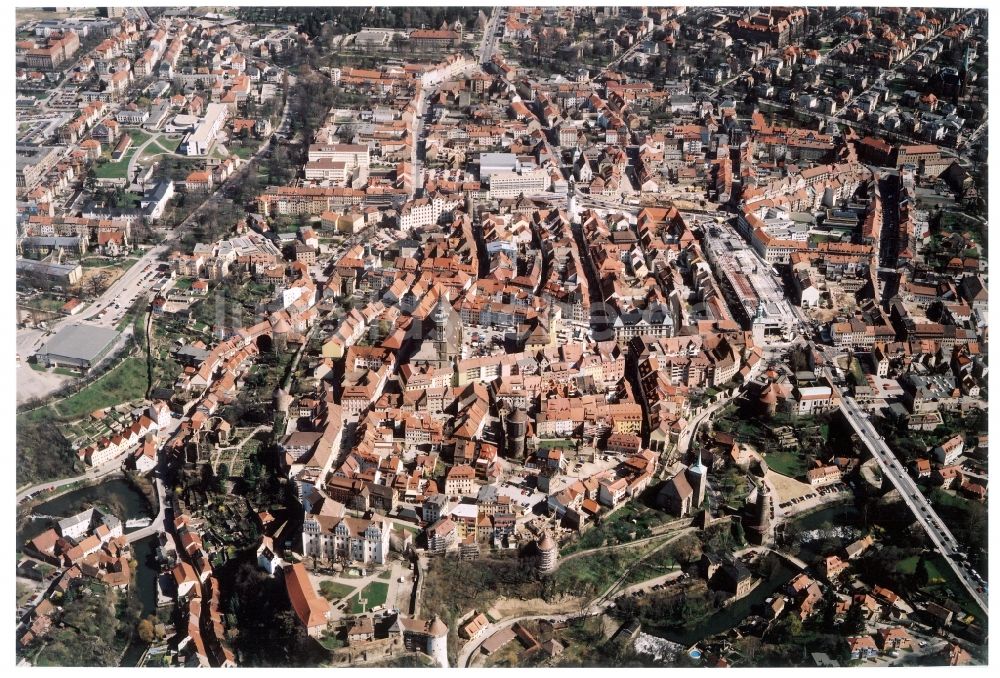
[765,470,812,503]
[347,581,389,614]
[51,356,148,420]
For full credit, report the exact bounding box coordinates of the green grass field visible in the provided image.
[318,580,355,601]
[348,581,389,614]
[52,356,148,420]
[537,438,575,450]
[94,131,154,179]
[94,151,138,180]
[138,135,182,160]
[896,555,946,582]
[763,450,808,478]
[929,488,976,512]
[229,142,260,159]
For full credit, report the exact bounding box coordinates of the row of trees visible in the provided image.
[237,7,481,39]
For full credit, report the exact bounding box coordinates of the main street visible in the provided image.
[478,7,504,66]
[839,396,988,614]
[16,73,296,404]
[411,16,501,199]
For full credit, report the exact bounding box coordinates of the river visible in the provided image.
[785,503,861,565]
[633,505,861,649]
[34,477,154,522]
[649,559,799,647]
[20,477,162,667]
[19,477,154,550]
[120,535,161,667]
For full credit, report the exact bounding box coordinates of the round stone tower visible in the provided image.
[505,407,528,459]
[271,316,290,352]
[537,531,559,573]
[273,387,292,414]
[426,615,449,662]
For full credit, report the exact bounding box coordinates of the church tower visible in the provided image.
[686,448,708,509]
[430,292,462,368]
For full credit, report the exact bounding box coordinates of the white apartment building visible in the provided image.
[305,143,370,185]
[488,168,551,199]
[184,103,229,156]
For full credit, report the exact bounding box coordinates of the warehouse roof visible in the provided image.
[39,323,119,362]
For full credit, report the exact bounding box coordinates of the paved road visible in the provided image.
[839,396,988,614]
[16,456,125,502]
[125,132,183,185]
[125,474,167,544]
[478,7,503,65]
[456,528,695,667]
[17,81,296,404]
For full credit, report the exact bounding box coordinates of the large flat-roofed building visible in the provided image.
[16,257,83,287]
[183,103,229,156]
[16,145,62,196]
[487,168,551,199]
[35,324,120,371]
[479,152,520,181]
[305,144,370,185]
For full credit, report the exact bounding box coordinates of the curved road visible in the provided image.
[456,528,695,667]
[17,456,126,502]
[17,75,295,406]
[125,132,185,185]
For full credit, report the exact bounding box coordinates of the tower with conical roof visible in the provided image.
[537,531,558,573]
[271,315,290,352]
[744,481,771,545]
[425,615,449,665]
[505,406,528,459]
[273,387,292,414]
[429,288,462,368]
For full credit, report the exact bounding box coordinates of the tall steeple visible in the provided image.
[687,447,708,509]
[690,446,706,474]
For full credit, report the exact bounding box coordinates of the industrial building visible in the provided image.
[35,324,120,371]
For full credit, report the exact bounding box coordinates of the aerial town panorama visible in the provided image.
[13,4,989,669]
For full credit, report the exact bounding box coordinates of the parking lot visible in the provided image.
[777,481,850,512]
[495,472,547,512]
[91,263,164,327]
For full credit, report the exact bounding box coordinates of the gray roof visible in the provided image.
[40,324,120,362]
[58,508,96,535]
[477,485,499,503]
[16,258,81,276]
[176,344,211,361]
[16,145,60,171]
[22,236,82,248]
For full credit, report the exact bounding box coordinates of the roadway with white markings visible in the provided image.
[839,396,988,614]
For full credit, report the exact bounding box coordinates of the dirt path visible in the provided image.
[489,595,587,619]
